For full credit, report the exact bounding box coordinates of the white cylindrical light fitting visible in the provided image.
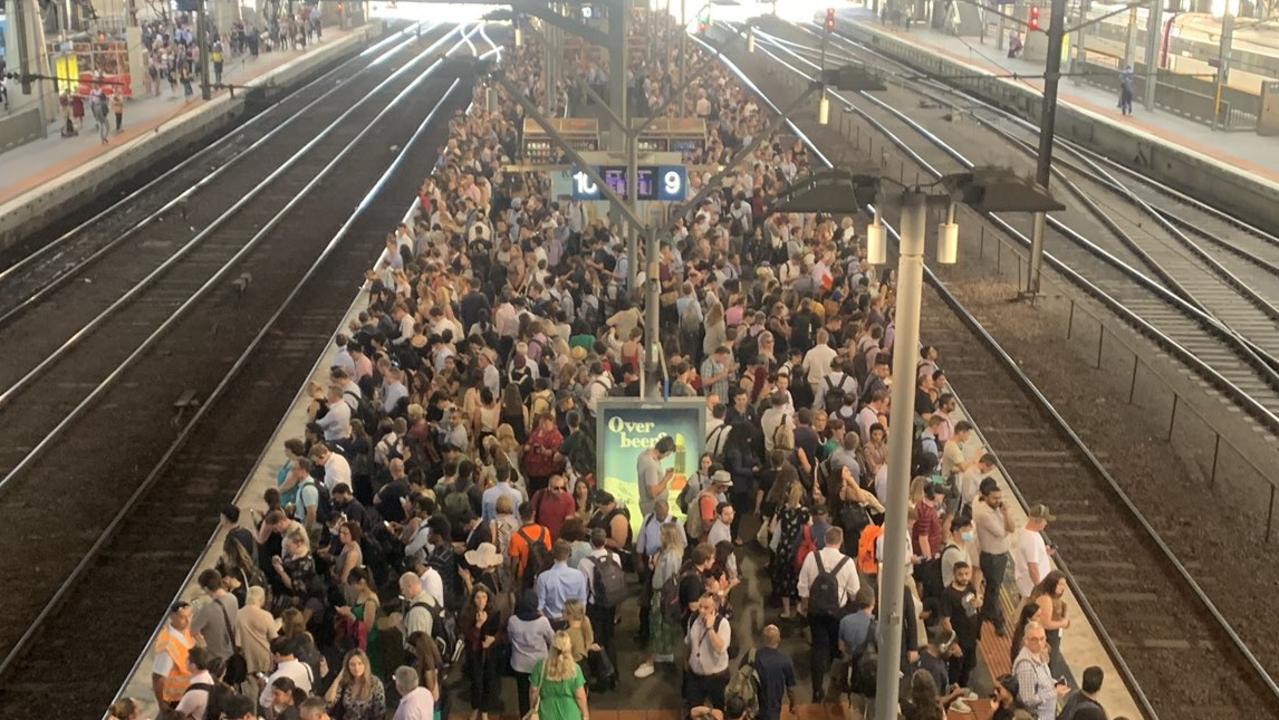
[747,27,756,53]
[818,92,830,125]
[515,26,523,47]
[937,222,959,264]
[866,220,887,265]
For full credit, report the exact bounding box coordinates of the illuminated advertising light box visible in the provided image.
[595,398,706,534]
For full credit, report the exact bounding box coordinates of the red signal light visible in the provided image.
[825,8,836,32]
[1028,5,1040,30]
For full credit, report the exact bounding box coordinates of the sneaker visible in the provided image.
[949,699,972,714]
[633,662,656,679]
[962,689,979,701]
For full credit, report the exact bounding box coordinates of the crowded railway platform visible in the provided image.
[0,3,1276,720]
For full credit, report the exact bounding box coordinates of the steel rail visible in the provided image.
[0,39,471,687]
[751,27,1279,422]
[0,22,427,294]
[0,25,466,448]
[706,27,1163,716]
[738,21,1279,707]
[0,24,481,498]
[92,69,482,720]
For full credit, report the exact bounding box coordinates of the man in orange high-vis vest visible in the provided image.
[152,601,196,709]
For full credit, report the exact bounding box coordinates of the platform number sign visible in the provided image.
[571,165,687,202]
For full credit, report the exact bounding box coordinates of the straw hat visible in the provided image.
[464,542,504,569]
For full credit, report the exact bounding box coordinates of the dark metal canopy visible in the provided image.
[771,169,881,213]
[941,167,1065,214]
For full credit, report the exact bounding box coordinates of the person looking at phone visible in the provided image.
[973,477,1016,636]
[636,436,677,517]
[1012,622,1070,720]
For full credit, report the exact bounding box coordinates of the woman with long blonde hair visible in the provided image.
[530,630,589,720]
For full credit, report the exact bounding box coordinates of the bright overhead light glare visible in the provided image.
[515,26,523,47]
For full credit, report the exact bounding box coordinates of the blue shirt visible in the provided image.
[635,512,675,557]
[482,482,525,523]
[839,611,875,657]
[535,562,588,620]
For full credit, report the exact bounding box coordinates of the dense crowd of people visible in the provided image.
[107,15,1117,720]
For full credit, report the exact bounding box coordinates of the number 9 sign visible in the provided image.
[656,166,688,201]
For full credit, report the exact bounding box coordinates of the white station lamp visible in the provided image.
[937,204,959,264]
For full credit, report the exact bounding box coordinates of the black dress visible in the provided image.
[464,609,504,714]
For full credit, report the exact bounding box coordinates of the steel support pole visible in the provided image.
[1212,8,1234,131]
[610,0,629,153]
[873,191,927,720]
[1025,0,1066,297]
[644,225,662,399]
[198,0,213,100]
[1122,4,1137,66]
[678,0,687,116]
[1143,0,1162,111]
[1073,0,1087,84]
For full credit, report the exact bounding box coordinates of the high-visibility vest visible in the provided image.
[155,626,194,703]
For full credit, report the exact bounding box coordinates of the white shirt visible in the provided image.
[857,406,879,446]
[259,658,314,707]
[1013,528,1052,597]
[395,686,436,720]
[797,546,860,606]
[804,344,838,385]
[175,670,214,718]
[419,566,445,608]
[586,375,612,414]
[317,400,351,442]
[322,453,352,492]
[760,407,793,452]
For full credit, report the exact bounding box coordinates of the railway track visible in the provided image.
[748,21,1279,436]
[702,25,1279,719]
[0,28,482,718]
[0,22,433,322]
[0,24,463,493]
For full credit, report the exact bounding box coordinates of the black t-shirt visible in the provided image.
[677,571,706,618]
[753,647,796,720]
[376,479,410,523]
[941,584,981,646]
[793,426,821,470]
[915,388,937,417]
[915,651,949,693]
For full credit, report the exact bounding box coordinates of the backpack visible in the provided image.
[587,552,628,608]
[824,375,854,414]
[736,329,761,367]
[793,525,816,572]
[184,681,234,720]
[808,551,851,618]
[857,524,884,575]
[725,648,761,718]
[298,477,333,526]
[660,572,684,622]
[676,474,703,515]
[443,488,472,527]
[411,600,463,667]
[344,389,380,429]
[847,622,878,697]
[517,527,553,588]
[684,491,714,540]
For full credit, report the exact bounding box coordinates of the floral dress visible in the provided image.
[330,677,387,720]
[771,504,811,600]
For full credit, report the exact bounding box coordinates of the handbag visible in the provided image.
[523,663,546,720]
[216,599,248,685]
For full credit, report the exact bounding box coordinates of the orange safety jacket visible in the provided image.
[155,625,195,703]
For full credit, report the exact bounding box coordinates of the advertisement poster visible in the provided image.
[595,398,706,534]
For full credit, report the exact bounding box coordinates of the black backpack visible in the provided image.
[517,527,553,588]
[587,552,628,608]
[847,621,878,697]
[824,375,854,414]
[411,600,463,667]
[344,389,380,429]
[809,552,850,618]
[298,477,333,526]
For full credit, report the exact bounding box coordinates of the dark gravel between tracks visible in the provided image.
[0,33,382,304]
[0,73,470,719]
[720,30,1279,718]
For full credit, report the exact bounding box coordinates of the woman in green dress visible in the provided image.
[336,568,385,679]
[529,631,589,720]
